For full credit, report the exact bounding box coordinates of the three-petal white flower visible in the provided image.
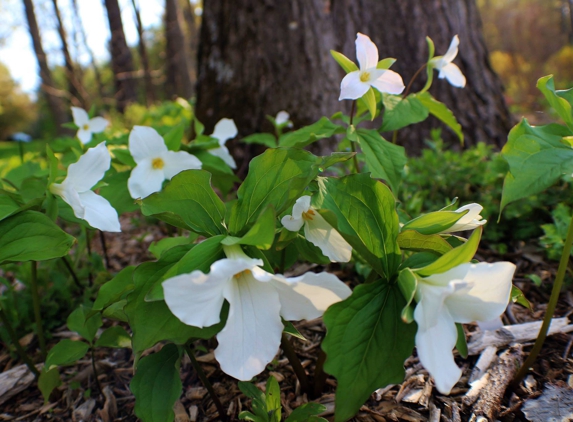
[50,143,121,232]
[442,203,486,234]
[208,118,238,169]
[430,35,466,88]
[413,262,515,394]
[339,33,405,101]
[163,245,351,381]
[127,126,202,199]
[71,107,108,144]
[274,111,292,128]
[281,196,352,263]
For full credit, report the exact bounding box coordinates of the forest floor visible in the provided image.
[1,214,573,422]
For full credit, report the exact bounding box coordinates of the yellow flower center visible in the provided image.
[302,209,315,221]
[234,269,252,280]
[359,71,370,82]
[82,124,89,131]
[152,158,164,169]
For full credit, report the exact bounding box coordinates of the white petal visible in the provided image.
[271,272,351,321]
[370,69,406,95]
[52,182,85,219]
[339,71,371,100]
[414,302,461,394]
[66,143,111,192]
[355,33,378,71]
[304,213,352,262]
[443,35,460,64]
[71,107,89,127]
[438,63,466,88]
[292,196,311,219]
[129,126,168,163]
[87,117,109,133]
[281,215,304,232]
[275,111,290,125]
[442,203,486,233]
[162,150,203,179]
[211,118,238,145]
[414,281,459,329]
[78,190,121,232]
[446,262,515,324]
[208,146,237,169]
[76,128,93,144]
[127,161,166,199]
[216,274,283,380]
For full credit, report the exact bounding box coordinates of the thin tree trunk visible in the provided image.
[103,0,139,111]
[22,0,67,133]
[181,0,198,88]
[131,0,155,105]
[165,0,193,99]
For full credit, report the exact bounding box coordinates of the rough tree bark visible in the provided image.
[131,0,155,105]
[165,0,194,99]
[103,0,138,111]
[196,0,512,152]
[21,0,67,133]
[181,0,198,86]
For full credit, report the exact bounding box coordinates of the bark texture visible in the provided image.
[165,0,193,99]
[131,0,155,105]
[103,0,138,111]
[196,0,512,152]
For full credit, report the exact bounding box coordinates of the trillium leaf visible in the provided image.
[163,124,184,151]
[330,50,359,73]
[279,117,344,149]
[537,75,573,131]
[45,339,90,371]
[141,170,226,236]
[322,280,416,422]
[397,268,417,323]
[148,235,198,259]
[361,87,377,120]
[380,94,429,132]
[285,403,328,422]
[92,266,135,312]
[0,211,75,264]
[193,150,241,196]
[99,171,139,214]
[355,128,407,193]
[95,326,132,348]
[397,230,453,255]
[38,367,61,402]
[0,195,21,222]
[131,344,182,422]
[318,152,356,169]
[221,206,276,250]
[456,323,468,358]
[111,148,136,167]
[402,210,469,235]
[67,305,102,343]
[243,133,278,148]
[416,92,464,143]
[377,58,396,69]
[266,376,282,422]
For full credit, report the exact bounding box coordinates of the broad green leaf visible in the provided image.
[397,230,453,255]
[361,88,377,120]
[397,268,417,323]
[377,58,396,69]
[323,281,416,421]
[46,146,59,185]
[95,326,132,348]
[99,171,139,214]
[279,117,344,149]
[381,94,429,132]
[417,92,464,143]
[399,252,439,271]
[294,236,331,265]
[141,170,226,236]
[402,210,469,235]
[131,344,182,422]
[318,152,355,169]
[193,150,240,196]
[148,235,198,259]
[330,50,358,73]
[0,211,75,264]
[222,206,276,250]
[500,119,573,212]
[0,195,21,222]
[266,376,281,422]
[93,266,135,312]
[355,128,407,193]
[163,124,184,151]
[45,339,90,371]
[415,227,482,277]
[285,403,328,422]
[320,174,401,278]
[67,305,103,343]
[238,381,268,421]
[243,133,278,148]
[111,148,136,167]
[537,75,573,130]
[38,367,61,402]
[20,177,46,203]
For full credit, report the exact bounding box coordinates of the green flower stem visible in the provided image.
[84,227,93,285]
[0,307,39,378]
[29,261,46,359]
[281,333,311,396]
[349,100,360,173]
[61,256,82,288]
[91,346,103,394]
[184,344,227,421]
[312,348,327,399]
[514,212,573,384]
[403,63,428,97]
[98,230,110,270]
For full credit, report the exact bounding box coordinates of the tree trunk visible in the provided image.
[196,0,512,153]
[103,0,138,111]
[131,0,155,105]
[21,0,67,133]
[165,0,193,99]
[181,0,198,86]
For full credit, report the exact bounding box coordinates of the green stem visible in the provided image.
[61,256,82,289]
[312,348,327,399]
[349,99,360,173]
[0,307,39,378]
[98,230,110,270]
[514,212,573,384]
[184,344,227,421]
[29,261,46,359]
[281,333,311,396]
[91,346,103,394]
[403,63,427,98]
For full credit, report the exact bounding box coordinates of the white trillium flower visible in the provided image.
[163,244,351,381]
[208,118,238,169]
[430,35,466,88]
[414,262,515,394]
[339,33,405,101]
[442,203,486,234]
[50,143,121,232]
[127,126,202,199]
[281,196,352,263]
[71,107,108,144]
[275,111,292,127]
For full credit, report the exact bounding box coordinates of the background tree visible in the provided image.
[164,0,193,99]
[131,0,155,105]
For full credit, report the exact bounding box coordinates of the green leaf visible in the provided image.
[417,92,464,143]
[243,133,278,148]
[381,94,429,132]
[266,376,281,422]
[0,195,21,222]
[238,381,268,421]
[131,344,182,422]
[415,227,482,277]
[330,50,358,73]
[67,305,103,343]
[511,284,532,310]
[355,128,407,193]
[111,148,136,167]
[319,152,356,169]
[141,170,226,236]
[397,230,453,255]
[456,323,468,358]
[285,403,328,422]
[95,326,132,348]
[148,235,198,259]
[283,320,307,341]
[279,117,344,149]
[377,58,396,69]
[93,266,135,312]
[163,124,184,151]
[500,119,573,212]
[361,88,377,120]
[402,210,469,235]
[38,367,61,402]
[320,174,401,278]
[99,171,139,214]
[397,268,417,323]
[0,211,75,264]
[323,281,416,421]
[537,75,573,131]
[193,150,240,196]
[222,206,276,250]
[45,339,90,371]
